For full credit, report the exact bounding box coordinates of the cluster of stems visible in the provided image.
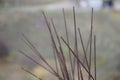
[19,7,97,80]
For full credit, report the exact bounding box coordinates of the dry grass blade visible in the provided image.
[73,7,81,80]
[83,36,90,65]
[50,18,59,75]
[78,28,89,69]
[89,8,94,80]
[94,35,96,80]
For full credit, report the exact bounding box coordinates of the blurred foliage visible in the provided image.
[33,66,49,80]
[107,71,120,80]
[26,75,38,80]
[0,0,63,7]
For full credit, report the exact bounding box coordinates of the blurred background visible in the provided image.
[0,0,120,80]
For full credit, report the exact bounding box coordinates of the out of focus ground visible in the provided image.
[0,0,120,80]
